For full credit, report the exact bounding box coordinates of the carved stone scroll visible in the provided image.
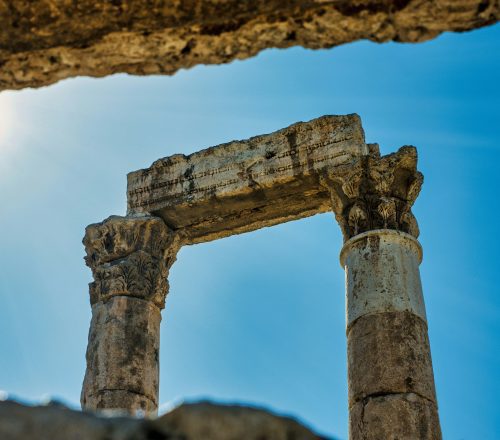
[127,114,369,244]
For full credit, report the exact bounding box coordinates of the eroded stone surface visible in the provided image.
[347,311,437,407]
[128,116,423,245]
[349,393,441,440]
[81,297,161,415]
[0,400,330,440]
[84,215,180,308]
[0,1,498,91]
[128,114,368,244]
[82,215,181,415]
[323,144,422,241]
[341,230,426,327]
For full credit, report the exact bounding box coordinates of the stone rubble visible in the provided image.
[0,400,330,440]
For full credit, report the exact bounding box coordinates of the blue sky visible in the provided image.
[0,24,499,440]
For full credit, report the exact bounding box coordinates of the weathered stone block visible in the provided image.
[81,296,161,414]
[341,230,426,327]
[127,114,368,244]
[349,392,441,440]
[83,390,157,416]
[347,311,437,407]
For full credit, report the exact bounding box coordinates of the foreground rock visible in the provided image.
[1,0,498,91]
[0,400,330,440]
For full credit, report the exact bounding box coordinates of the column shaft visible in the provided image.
[80,215,178,416]
[81,296,160,414]
[341,230,441,439]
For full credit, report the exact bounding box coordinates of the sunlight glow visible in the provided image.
[0,93,20,179]
[0,93,16,152]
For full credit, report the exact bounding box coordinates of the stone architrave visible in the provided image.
[127,114,369,243]
[81,215,180,415]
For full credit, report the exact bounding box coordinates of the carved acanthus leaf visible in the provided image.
[348,203,368,237]
[84,215,180,308]
[321,146,422,241]
[407,172,424,205]
[377,197,397,229]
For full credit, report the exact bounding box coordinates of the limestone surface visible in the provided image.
[81,296,161,415]
[0,0,498,91]
[347,311,437,406]
[341,230,426,326]
[0,400,330,440]
[128,114,368,244]
[349,393,441,440]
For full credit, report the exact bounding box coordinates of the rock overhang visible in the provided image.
[1,0,498,91]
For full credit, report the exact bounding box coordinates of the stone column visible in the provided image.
[80,215,179,416]
[323,146,441,439]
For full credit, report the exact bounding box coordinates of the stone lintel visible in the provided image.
[127,114,369,244]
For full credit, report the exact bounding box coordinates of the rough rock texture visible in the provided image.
[0,400,330,440]
[127,114,368,244]
[161,402,330,440]
[1,0,498,91]
[82,215,181,415]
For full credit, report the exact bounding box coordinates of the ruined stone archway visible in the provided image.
[81,114,440,439]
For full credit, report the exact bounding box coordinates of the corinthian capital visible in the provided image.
[83,215,180,309]
[321,146,423,241]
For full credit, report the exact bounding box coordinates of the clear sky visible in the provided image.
[0,24,499,440]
